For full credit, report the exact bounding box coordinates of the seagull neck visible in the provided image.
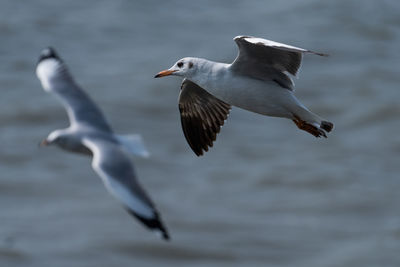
[190,59,229,90]
[55,65,74,83]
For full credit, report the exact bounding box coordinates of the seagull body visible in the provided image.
[181,58,303,118]
[36,48,169,240]
[155,36,333,156]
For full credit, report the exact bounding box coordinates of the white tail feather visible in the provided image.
[116,134,150,158]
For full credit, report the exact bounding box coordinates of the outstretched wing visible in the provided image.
[230,36,328,90]
[178,79,231,156]
[82,138,169,240]
[36,49,112,132]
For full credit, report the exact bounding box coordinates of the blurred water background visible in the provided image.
[0,0,399,266]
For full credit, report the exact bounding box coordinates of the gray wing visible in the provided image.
[45,66,112,132]
[230,36,328,90]
[179,79,231,156]
[82,138,169,240]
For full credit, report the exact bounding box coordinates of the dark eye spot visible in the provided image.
[177,62,183,68]
[188,62,193,68]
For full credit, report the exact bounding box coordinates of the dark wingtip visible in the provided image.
[38,47,61,64]
[153,215,170,241]
[317,52,329,57]
[161,229,170,241]
[309,50,329,57]
[126,208,171,241]
[194,149,204,157]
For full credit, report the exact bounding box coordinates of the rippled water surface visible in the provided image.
[1,0,399,266]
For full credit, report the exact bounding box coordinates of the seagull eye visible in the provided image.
[177,62,183,68]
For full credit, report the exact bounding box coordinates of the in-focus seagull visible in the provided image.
[155,36,333,156]
[36,47,169,240]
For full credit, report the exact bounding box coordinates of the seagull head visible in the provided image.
[37,47,61,64]
[36,47,66,91]
[154,57,197,78]
[40,130,68,147]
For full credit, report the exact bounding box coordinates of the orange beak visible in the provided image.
[39,139,49,147]
[154,69,177,78]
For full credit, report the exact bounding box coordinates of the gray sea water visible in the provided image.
[1,0,400,266]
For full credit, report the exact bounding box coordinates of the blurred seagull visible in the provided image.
[155,36,333,156]
[36,47,169,240]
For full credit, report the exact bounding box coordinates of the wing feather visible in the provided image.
[178,79,231,156]
[82,138,169,240]
[230,36,327,90]
[37,55,112,132]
